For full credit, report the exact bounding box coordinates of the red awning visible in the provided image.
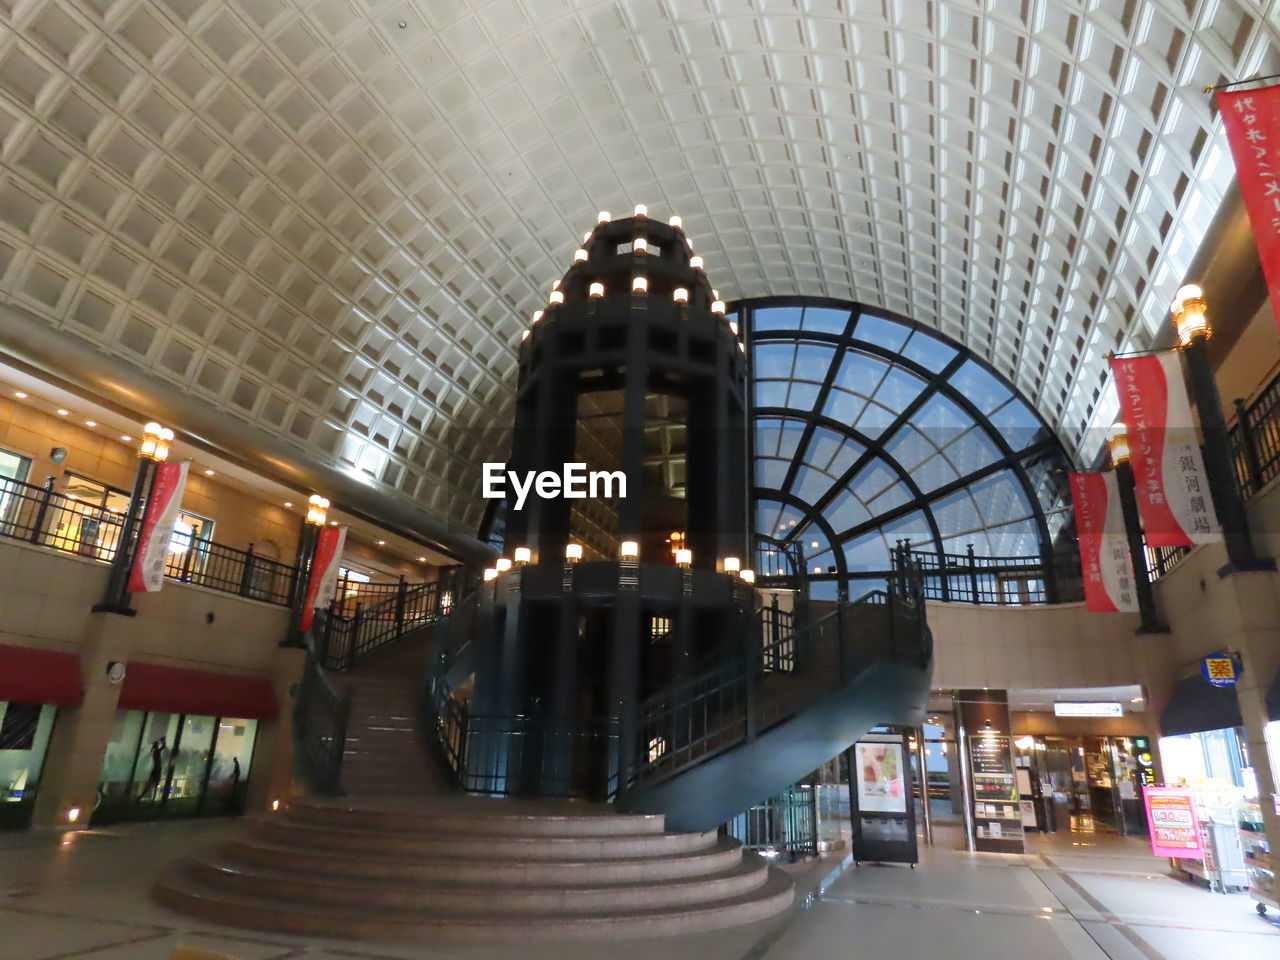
[0,643,84,705]
[119,662,278,720]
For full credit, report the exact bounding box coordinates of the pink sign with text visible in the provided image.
[1143,787,1202,859]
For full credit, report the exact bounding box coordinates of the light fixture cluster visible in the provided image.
[518,207,742,347]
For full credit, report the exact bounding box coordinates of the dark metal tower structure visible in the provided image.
[465,207,755,799]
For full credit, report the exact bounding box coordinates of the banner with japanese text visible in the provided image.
[300,526,346,632]
[1218,84,1280,326]
[1111,352,1220,547]
[127,460,189,593]
[1069,471,1138,613]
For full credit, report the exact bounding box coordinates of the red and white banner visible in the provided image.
[128,460,189,593]
[299,526,346,632]
[1218,84,1280,326]
[1111,352,1220,547]
[1069,471,1138,613]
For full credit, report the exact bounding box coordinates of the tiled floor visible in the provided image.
[1,820,1276,960]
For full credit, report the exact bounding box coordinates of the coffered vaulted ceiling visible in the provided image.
[0,0,1276,534]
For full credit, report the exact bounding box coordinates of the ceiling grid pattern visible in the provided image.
[0,0,1277,532]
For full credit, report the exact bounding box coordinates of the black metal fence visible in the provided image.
[722,783,818,860]
[1231,374,1280,500]
[317,580,441,671]
[294,614,350,796]
[904,546,1084,605]
[0,473,300,606]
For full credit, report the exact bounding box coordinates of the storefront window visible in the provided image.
[94,710,257,825]
[0,701,57,829]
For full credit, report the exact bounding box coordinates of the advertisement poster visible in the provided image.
[1110,352,1219,547]
[1069,471,1138,613]
[1143,787,1203,858]
[855,741,906,814]
[1218,84,1280,327]
[127,461,190,593]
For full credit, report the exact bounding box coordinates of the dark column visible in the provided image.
[283,519,318,648]
[1112,462,1167,634]
[1181,336,1273,572]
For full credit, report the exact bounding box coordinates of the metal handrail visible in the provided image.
[0,473,299,606]
[293,613,351,796]
[318,579,441,671]
[420,556,930,802]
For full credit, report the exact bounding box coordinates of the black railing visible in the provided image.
[317,580,441,671]
[419,554,929,803]
[722,783,817,860]
[1231,370,1280,500]
[0,473,299,606]
[906,546,1084,605]
[293,612,350,795]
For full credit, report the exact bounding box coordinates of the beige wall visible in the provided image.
[1009,711,1149,738]
[927,600,1142,691]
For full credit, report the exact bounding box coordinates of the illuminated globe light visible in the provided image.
[532,310,544,324]
[620,540,639,559]
[634,203,647,217]
[668,215,682,228]
[1171,283,1209,346]
[496,557,512,572]
[589,282,605,298]
[632,276,649,293]
[513,546,532,564]
[483,568,498,581]
[565,543,583,563]
[1107,422,1130,467]
[723,556,740,573]
[633,237,648,255]
[712,300,725,314]
[729,320,739,336]
[583,232,592,243]
[690,256,704,270]
[675,548,692,568]
[740,569,756,584]
[673,287,689,304]
[549,290,564,305]
[521,329,530,341]
[574,248,588,262]
[598,210,611,222]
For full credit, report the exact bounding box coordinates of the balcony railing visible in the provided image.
[0,473,297,607]
[907,547,1083,605]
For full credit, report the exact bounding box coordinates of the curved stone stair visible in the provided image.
[154,795,793,943]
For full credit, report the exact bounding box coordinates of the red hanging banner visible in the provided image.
[1069,471,1138,613]
[1218,84,1280,325]
[127,460,189,593]
[1110,353,1219,547]
[299,525,346,632]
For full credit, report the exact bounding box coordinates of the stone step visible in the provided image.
[154,865,793,943]
[221,833,744,885]
[251,816,718,860]
[184,853,768,913]
[288,797,665,836]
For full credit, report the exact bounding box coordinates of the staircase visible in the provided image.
[340,638,449,797]
[621,591,932,831]
[155,795,793,942]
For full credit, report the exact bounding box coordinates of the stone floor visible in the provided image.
[2,819,1276,960]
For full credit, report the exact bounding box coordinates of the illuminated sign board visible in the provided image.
[1053,702,1124,718]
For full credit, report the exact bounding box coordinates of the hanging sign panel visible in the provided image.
[1218,84,1280,327]
[1110,353,1220,547]
[127,461,189,593]
[300,525,347,632]
[1143,787,1203,859]
[1069,471,1138,613]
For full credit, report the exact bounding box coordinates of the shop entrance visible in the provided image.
[93,709,257,825]
[1014,735,1151,835]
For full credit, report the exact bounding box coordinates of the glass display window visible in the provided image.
[93,709,257,825]
[0,701,57,830]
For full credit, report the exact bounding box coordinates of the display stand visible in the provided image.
[954,690,1024,854]
[847,731,918,866]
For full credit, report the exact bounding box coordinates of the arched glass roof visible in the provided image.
[738,298,1078,603]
